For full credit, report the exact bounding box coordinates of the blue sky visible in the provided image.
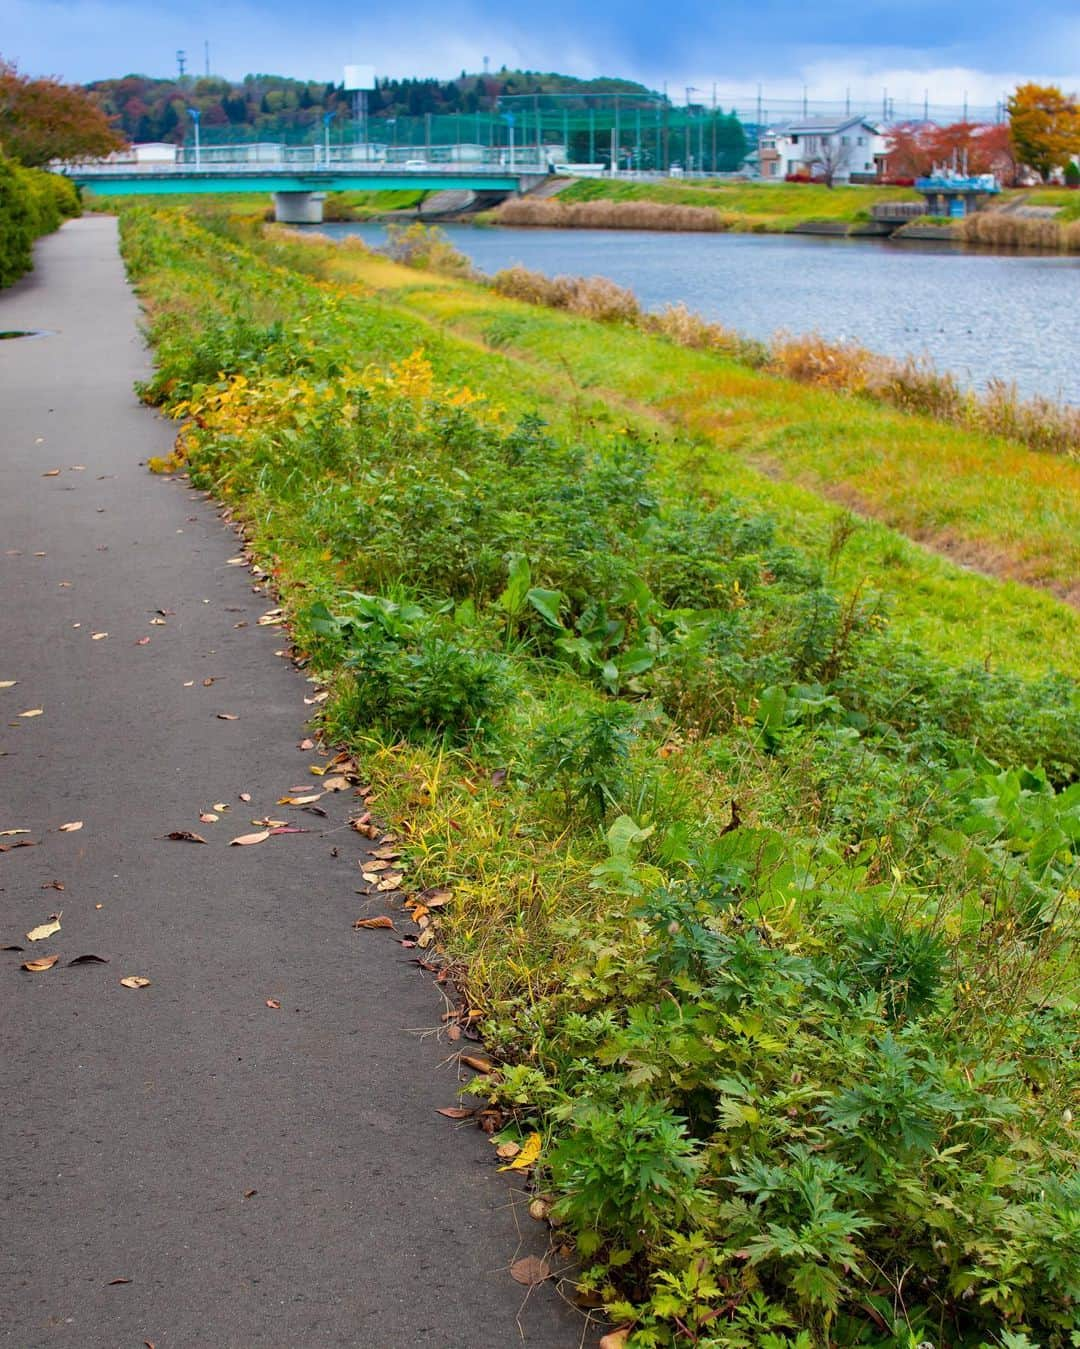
[3,0,1079,108]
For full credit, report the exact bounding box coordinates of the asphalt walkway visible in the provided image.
[0,217,582,1349]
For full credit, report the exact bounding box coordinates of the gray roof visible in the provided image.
[772,114,881,136]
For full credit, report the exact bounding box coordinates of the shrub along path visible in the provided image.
[0,217,580,1347]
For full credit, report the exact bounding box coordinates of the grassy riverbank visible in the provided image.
[122,203,1080,1348]
[491,180,921,234]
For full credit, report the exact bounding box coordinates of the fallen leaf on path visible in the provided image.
[106,1277,131,1285]
[2,944,25,952]
[509,1256,551,1287]
[376,874,404,891]
[22,954,60,972]
[149,618,166,626]
[253,817,288,828]
[598,1330,631,1349]
[119,976,150,989]
[0,828,30,837]
[321,776,350,792]
[156,609,174,617]
[41,880,64,890]
[269,826,305,836]
[418,887,452,909]
[496,1142,521,1160]
[212,802,230,812]
[41,468,61,477]
[202,677,218,687]
[199,813,219,824]
[528,1198,550,1222]
[361,859,391,873]
[26,916,62,942]
[460,1054,495,1074]
[226,557,247,566]
[58,821,83,832]
[216,713,239,721]
[499,1132,542,1172]
[68,954,109,966]
[166,830,208,844]
[238,792,252,803]
[243,1189,257,1199]
[435,1106,474,1119]
[0,840,37,852]
[183,680,195,687]
[298,738,315,750]
[278,793,321,806]
[134,637,151,646]
[265,998,281,1009]
[353,916,395,930]
[0,680,16,689]
[303,691,329,705]
[303,805,328,818]
[18,708,43,718]
[91,632,108,641]
[230,830,270,846]
[370,847,402,861]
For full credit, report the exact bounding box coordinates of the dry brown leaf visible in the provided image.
[119,976,151,989]
[18,708,43,718]
[598,1330,631,1349]
[67,954,109,965]
[0,828,30,837]
[499,1132,542,1172]
[418,887,452,908]
[212,802,229,812]
[58,821,83,832]
[230,830,270,847]
[303,691,329,705]
[149,617,166,626]
[134,636,151,646]
[238,792,252,803]
[199,812,219,823]
[91,632,108,641]
[265,998,281,1009]
[435,1106,474,1119]
[321,775,350,792]
[22,953,60,972]
[243,1188,257,1199]
[509,1255,551,1287]
[0,680,16,688]
[353,915,395,930]
[254,817,288,828]
[216,713,239,721]
[26,917,61,942]
[416,928,436,949]
[278,793,321,806]
[298,738,315,750]
[202,677,217,687]
[446,1023,462,1041]
[361,858,391,873]
[41,468,61,477]
[166,830,208,844]
[460,1054,495,1074]
[528,1198,550,1222]
[107,1277,131,1285]
[41,880,64,891]
[495,1142,521,1160]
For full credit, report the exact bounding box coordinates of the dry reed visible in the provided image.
[494,197,732,232]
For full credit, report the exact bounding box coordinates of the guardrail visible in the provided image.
[69,158,550,177]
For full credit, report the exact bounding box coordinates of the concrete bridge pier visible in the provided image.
[272,191,325,224]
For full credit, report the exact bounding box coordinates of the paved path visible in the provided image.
[0,218,582,1349]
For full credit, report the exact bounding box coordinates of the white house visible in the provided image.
[757,116,889,182]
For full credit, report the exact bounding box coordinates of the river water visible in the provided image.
[318,221,1079,404]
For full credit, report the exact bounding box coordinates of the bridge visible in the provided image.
[67,163,550,223]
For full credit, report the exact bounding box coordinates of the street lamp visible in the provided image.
[187,106,201,170]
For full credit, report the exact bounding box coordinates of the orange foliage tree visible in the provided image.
[885,120,1018,184]
[1007,82,1080,179]
[0,58,124,166]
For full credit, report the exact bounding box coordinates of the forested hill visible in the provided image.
[87,70,659,144]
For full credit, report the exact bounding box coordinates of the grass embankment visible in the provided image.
[492,180,921,234]
[274,226,1080,648]
[0,157,80,287]
[123,205,1080,1347]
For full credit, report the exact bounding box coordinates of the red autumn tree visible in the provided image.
[0,58,125,166]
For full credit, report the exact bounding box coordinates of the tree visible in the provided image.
[0,59,124,165]
[812,136,852,187]
[1007,82,1080,179]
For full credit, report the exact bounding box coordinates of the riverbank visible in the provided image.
[120,202,1080,1347]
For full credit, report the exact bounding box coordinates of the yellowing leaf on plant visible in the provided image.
[498,1131,541,1171]
[22,953,60,972]
[230,830,270,846]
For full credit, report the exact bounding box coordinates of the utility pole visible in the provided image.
[176,49,186,81]
[612,93,620,173]
[204,40,210,77]
[711,83,717,172]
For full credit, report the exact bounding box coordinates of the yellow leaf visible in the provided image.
[499,1132,541,1172]
[230,830,270,846]
[26,918,61,942]
[119,976,151,989]
[0,828,30,837]
[277,793,322,806]
[19,708,43,718]
[22,953,60,972]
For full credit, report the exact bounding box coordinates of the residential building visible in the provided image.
[757,115,889,182]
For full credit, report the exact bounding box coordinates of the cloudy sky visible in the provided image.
[3,0,1079,109]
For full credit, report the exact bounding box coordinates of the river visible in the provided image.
[317,221,1080,404]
